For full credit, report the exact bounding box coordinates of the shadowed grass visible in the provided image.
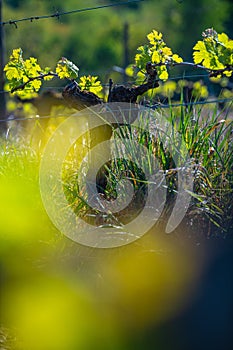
[62,101,233,235]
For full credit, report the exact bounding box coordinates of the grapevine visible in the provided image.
[4,49,101,99]
[3,27,233,102]
[134,29,183,81]
[193,28,233,77]
[4,48,55,98]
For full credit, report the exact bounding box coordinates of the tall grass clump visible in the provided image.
[63,101,233,236]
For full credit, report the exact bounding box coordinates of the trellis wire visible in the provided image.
[0,71,224,95]
[147,97,233,110]
[0,0,145,27]
[0,97,232,123]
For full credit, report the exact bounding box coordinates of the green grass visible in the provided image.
[1,100,233,241]
[61,101,233,236]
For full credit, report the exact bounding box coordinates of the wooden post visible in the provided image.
[0,0,7,133]
[123,22,129,83]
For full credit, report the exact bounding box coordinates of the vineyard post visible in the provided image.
[123,22,129,83]
[0,0,7,133]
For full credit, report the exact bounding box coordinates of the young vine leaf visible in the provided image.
[4,50,81,99]
[55,57,79,80]
[134,30,183,81]
[79,76,102,95]
[4,48,55,98]
[193,28,233,77]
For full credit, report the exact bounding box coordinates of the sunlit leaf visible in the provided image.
[193,29,233,77]
[172,54,183,63]
[134,29,183,81]
[31,80,42,90]
[158,69,169,80]
[56,57,79,80]
[147,30,162,44]
[79,75,102,95]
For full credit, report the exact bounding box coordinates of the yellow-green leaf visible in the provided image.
[31,80,42,90]
[79,75,102,95]
[151,51,160,63]
[159,69,169,80]
[125,65,135,77]
[172,54,183,63]
[10,48,23,62]
[56,63,70,79]
[147,30,162,45]
[4,66,22,80]
[56,58,79,80]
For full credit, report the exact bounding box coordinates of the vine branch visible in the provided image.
[10,72,58,93]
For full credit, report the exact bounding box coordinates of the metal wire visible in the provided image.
[147,97,233,110]
[0,97,232,123]
[0,0,145,27]
[0,71,226,95]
